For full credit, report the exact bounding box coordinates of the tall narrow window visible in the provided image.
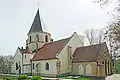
[36,34,39,41]
[86,64,91,75]
[45,35,48,42]
[16,63,18,70]
[46,63,49,70]
[36,43,38,50]
[25,55,26,59]
[105,60,107,75]
[30,36,31,43]
[33,63,34,70]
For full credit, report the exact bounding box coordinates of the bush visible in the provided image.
[30,76,42,80]
[114,59,120,73]
[17,74,28,80]
[3,77,12,80]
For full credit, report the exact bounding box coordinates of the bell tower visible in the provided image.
[26,9,53,52]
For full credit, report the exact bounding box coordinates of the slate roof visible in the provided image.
[28,9,43,34]
[73,42,108,62]
[31,37,71,61]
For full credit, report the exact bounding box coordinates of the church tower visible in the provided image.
[26,9,52,52]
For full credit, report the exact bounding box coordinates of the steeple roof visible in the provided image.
[28,9,43,34]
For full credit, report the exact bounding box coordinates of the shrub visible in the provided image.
[30,76,42,80]
[17,74,28,80]
[3,77,12,80]
[113,59,120,73]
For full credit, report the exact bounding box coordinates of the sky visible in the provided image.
[0,0,115,55]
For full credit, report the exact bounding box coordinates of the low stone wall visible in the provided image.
[106,74,120,80]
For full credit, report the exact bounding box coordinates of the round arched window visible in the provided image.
[86,64,91,75]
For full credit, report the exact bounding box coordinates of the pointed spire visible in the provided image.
[28,9,43,34]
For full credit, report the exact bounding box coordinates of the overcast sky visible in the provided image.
[0,0,115,55]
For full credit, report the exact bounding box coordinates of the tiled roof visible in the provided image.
[73,42,108,62]
[19,48,32,54]
[28,9,43,34]
[31,37,71,61]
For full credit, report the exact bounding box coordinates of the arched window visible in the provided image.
[16,63,18,70]
[86,64,91,75]
[25,55,26,59]
[30,36,31,43]
[46,63,49,70]
[79,64,84,75]
[33,63,35,70]
[36,34,39,41]
[45,35,48,42]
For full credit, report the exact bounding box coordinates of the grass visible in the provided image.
[77,76,93,80]
[0,75,104,80]
[59,75,103,80]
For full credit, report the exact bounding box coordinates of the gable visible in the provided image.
[57,32,83,56]
[14,47,22,59]
[13,47,23,66]
[73,42,110,62]
[66,32,84,53]
[98,44,111,60]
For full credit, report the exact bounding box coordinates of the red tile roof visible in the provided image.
[31,37,71,61]
[73,42,108,62]
[19,48,32,54]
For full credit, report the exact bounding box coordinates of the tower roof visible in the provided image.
[28,9,43,34]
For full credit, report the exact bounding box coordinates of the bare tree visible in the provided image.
[93,0,120,59]
[0,56,6,73]
[105,22,120,59]
[0,55,14,74]
[84,28,104,45]
[79,34,85,46]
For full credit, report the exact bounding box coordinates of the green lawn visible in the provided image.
[78,77,93,80]
[59,75,104,80]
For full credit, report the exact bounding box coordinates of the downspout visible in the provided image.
[30,60,32,75]
[22,53,23,74]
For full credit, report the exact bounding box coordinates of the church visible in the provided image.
[12,9,112,77]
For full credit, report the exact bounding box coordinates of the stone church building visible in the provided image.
[12,9,112,77]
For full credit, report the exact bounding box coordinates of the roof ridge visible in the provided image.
[41,37,71,46]
[76,42,106,49]
[31,36,72,61]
